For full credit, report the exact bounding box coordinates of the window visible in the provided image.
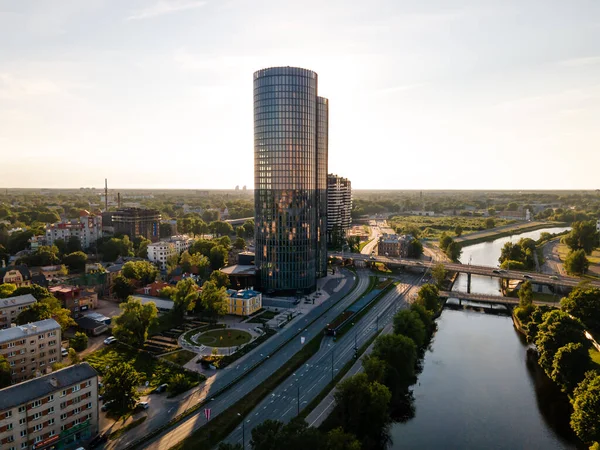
[19,418,25,425]
[30,400,41,409]
[6,436,14,442]
[21,443,27,449]
[8,351,15,357]
[6,423,13,430]
[47,419,54,426]
[47,395,53,402]
[86,402,92,409]
[60,390,66,397]
[33,423,42,432]
[5,410,12,418]
[73,385,80,392]
[60,413,67,420]
[32,412,42,420]
[34,436,43,443]
[47,407,54,414]
[7,342,15,348]
[20,430,26,437]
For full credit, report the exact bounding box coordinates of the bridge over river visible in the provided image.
[439,290,557,308]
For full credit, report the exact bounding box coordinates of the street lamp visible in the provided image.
[237,413,245,449]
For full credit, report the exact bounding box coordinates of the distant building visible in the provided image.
[131,295,175,314]
[498,209,530,221]
[135,281,170,297]
[45,211,102,250]
[162,219,178,237]
[327,174,352,243]
[49,286,98,316]
[0,318,62,383]
[377,234,413,257]
[0,363,99,449]
[0,294,37,329]
[219,252,256,290]
[226,289,262,316]
[111,208,161,242]
[0,265,32,288]
[147,235,194,270]
[29,235,47,251]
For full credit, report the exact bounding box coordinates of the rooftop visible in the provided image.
[227,289,261,299]
[0,318,60,344]
[131,295,175,311]
[220,264,256,276]
[0,363,98,412]
[0,294,37,309]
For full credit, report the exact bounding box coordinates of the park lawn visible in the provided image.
[85,344,204,390]
[160,349,196,366]
[195,329,252,347]
[388,215,514,240]
[589,348,600,369]
[557,243,600,279]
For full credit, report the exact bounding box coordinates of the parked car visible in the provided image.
[61,348,69,357]
[523,275,533,280]
[103,336,117,345]
[101,400,114,412]
[153,384,168,394]
[137,401,149,410]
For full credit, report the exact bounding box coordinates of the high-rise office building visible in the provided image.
[254,67,328,293]
[327,174,352,242]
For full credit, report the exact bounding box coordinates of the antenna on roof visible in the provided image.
[105,178,108,211]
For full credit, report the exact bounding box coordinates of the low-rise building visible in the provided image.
[0,294,37,330]
[29,235,47,251]
[0,363,99,450]
[377,233,414,257]
[147,235,194,270]
[135,281,170,297]
[49,286,98,317]
[45,212,102,250]
[131,295,175,314]
[226,289,262,316]
[0,265,33,288]
[0,319,62,383]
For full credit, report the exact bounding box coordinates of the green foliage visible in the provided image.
[103,361,142,413]
[525,305,553,343]
[570,371,600,444]
[406,239,423,258]
[12,284,52,300]
[431,263,447,288]
[439,233,452,251]
[0,283,16,298]
[325,427,362,450]
[66,235,82,253]
[346,236,361,253]
[68,347,80,364]
[112,297,158,346]
[498,238,536,269]
[190,239,216,257]
[389,215,512,240]
[233,237,246,250]
[393,309,426,348]
[209,271,230,289]
[551,342,592,394]
[0,354,11,388]
[210,220,234,237]
[565,249,590,276]
[371,334,417,398]
[416,283,440,312]
[518,280,533,307]
[122,260,158,285]
[563,221,599,254]
[169,278,200,315]
[410,302,434,331]
[112,275,135,301]
[485,217,495,228]
[18,245,60,266]
[62,251,87,272]
[70,332,89,352]
[454,225,463,237]
[16,295,75,330]
[199,280,229,321]
[209,245,228,270]
[99,235,134,262]
[251,418,325,450]
[362,355,387,383]
[446,241,462,260]
[168,373,194,396]
[500,260,527,271]
[560,284,600,334]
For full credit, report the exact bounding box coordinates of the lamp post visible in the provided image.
[237,413,245,449]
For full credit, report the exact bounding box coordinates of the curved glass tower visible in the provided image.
[254,67,328,293]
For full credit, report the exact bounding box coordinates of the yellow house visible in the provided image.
[227,289,262,316]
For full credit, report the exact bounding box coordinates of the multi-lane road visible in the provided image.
[124,271,373,450]
[223,273,420,447]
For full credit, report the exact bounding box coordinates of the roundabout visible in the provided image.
[194,328,252,347]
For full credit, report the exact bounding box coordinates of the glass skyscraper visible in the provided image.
[254,67,328,293]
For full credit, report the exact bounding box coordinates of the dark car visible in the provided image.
[89,433,108,449]
[523,274,533,280]
[492,269,500,274]
[153,383,168,394]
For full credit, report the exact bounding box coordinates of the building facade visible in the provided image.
[1,266,33,288]
[0,295,37,330]
[0,319,62,384]
[0,363,98,450]
[45,213,102,250]
[147,235,194,270]
[49,286,98,317]
[111,208,161,242]
[377,234,413,257]
[327,174,352,243]
[226,289,262,316]
[253,66,328,293]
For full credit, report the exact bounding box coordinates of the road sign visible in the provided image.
[204,408,211,421]
[300,336,305,344]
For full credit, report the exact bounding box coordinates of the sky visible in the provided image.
[0,0,599,190]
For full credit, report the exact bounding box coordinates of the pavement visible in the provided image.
[103,269,370,450]
[540,239,566,275]
[223,274,421,448]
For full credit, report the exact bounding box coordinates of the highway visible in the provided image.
[330,252,600,290]
[124,270,373,450]
[223,273,420,448]
[360,220,381,256]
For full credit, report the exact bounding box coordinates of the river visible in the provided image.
[389,227,581,449]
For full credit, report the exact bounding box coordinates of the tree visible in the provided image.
[406,239,423,258]
[210,271,230,289]
[100,236,134,261]
[122,260,158,285]
[571,371,600,444]
[507,202,519,211]
[326,428,361,450]
[565,249,590,276]
[242,219,254,238]
[135,237,151,258]
[371,334,417,391]
[167,373,194,396]
[487,208,496,217]
[0,355,11,388]
[485,217,495,229]
[179,250,193,273]
[250,420,284,450]
[66,236,82,253]
[54,238,67,256]
[551,342,592,394]
[192,253,211,279]
[393,310,426,348]
[70,332,88,352]
[63,251,88,272]
[218,444,243,450]
[439,233,452,251]
[561,284,600,333]
[415,283,439,312]
[159,223,173,238]
[410,303,434,332]
[112,275,135,301]
[446,241,462,261]
[431,263,447,288]
[12,284,52,300]
[210,221,234,237]
[347,236,361,253]
[454,225,463,237]
[68,347,80,364]
[233,237,246,250]
[209,245,228,270]
[199,281,229,321]
[112,297,158,346]
[190,239,216,257]
[16,296,75,330]
[362,355,387,383]
[333,373,391,445]
[192,219,209,238]
[564,221,599,254]
[103,362,141,412]
[0,283,16,299]
[170,278,200,314]
[518,280,533,307]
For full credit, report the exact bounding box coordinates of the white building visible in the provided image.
[45,212,102,250]
[327,174,352,242]
[147,235,194,270]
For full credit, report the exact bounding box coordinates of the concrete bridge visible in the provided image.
[439,290,558,308]
[329,252,600,292]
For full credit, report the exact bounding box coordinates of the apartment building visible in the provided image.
[0,319,62,383]
[226,289,262,316]
[0,363,99,450]
[0,295,37,330]
[147,235,194,270]
[49,286,98,317]
[327,174,352,242]
[45,212,102,250]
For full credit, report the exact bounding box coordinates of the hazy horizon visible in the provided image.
[1,0,599,190]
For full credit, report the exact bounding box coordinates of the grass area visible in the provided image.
[160,349,197,366]
[358,239,373,252]
[389,215,515,240]
[531,292,561,303]
[217,328,276,368]
[181,323,225,346]
[589,348,600,368]
[195,329,252,347]
[557,243,600,279]
[170,333,325,450]
[84,344,204,391]
[246,310,278,324]
[109,416,147,440]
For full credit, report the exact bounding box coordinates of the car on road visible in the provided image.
[550,275,559,280]
[103,336,117,345]
[137,401,149,410]
[101,400,114,412]
[492,269,500,274]
[153,383,168,394]
[523,275,533,280]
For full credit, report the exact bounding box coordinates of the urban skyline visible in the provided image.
[1,0,599,190]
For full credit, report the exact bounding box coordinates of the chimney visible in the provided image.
[49,377,58,387]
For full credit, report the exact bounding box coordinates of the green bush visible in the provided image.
[70,332,88,352]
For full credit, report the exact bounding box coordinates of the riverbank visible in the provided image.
[454,221,567,246]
